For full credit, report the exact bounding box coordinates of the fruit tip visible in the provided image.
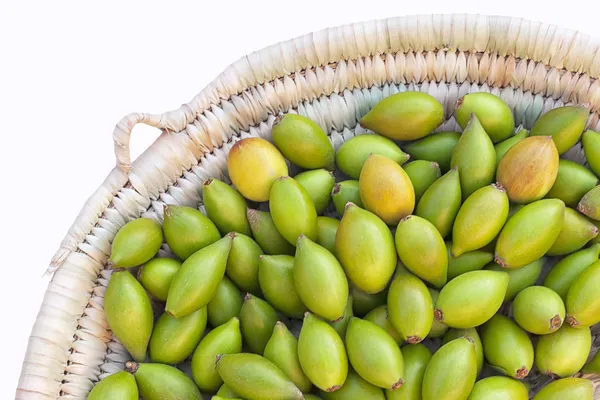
[258,254,264,260]
[275,320,285,327]
[331,314,344,323]
[515,366,529,379]
[406,336,423,344]
[391,378,404,391]
[494,254,507,268]
[434,309,443,322]
[273,112,284,126]
[226,232,238,239]
[550,314,562,330]
[203,178,213,186]
[244,293,253,301]
[344,201,356,211]
[431,161,439,169]
[124,361,139,374]
[492,182,506,192]
[451,165,458,172]
[566,315,579,327]
[332,184,341,196]
[399,215,413,223]
[325,385,342,393]
[276,175,290,181]
[215,354,224,368]
[455,96,464,110]
[303,311,311,319]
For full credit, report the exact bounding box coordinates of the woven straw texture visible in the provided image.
[16,13,600,400]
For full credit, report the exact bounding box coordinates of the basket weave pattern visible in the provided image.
[16,14,600,399]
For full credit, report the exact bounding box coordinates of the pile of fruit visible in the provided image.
[88,91,600,400]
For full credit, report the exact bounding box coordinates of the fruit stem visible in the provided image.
[325,385,342,392]
[494,254,507,268]
[566,315,579,327]
[244,293,253,301]
[203,178,213,186]
[455,97,464,110]
[124,361,139,374]
[391,378,404,390]
[406,336,422,344]
[434,309,443,322]
[515,366,529,379]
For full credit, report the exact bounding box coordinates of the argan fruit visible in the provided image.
[109,218,163,268]
[104,270,153,361]
[226,232,263,295]
[330,296,353,340]
[336,134,410,179]
[434,270,509,328]
[359,154,415,225]
[385,344,432,400]
[191,317,243,392]
[336,204,396,293]
[258,255,307,318]
[316,216,339,255]
[322,369,385,400]
[583,129,600,177]
[332,180,363,216]
[163,205,220,261]
[566,260,600,327]
[295,169,336,214]
[533,377,593,400]
[346,318,404,390]
[495,199,565,269]
[486,257,545,301]
[446,245,493,281]
[547,207,598,256]
[442,328,484,375]
[272,113,335,170]
[582,349,600,374]
[217,353,303,400]
[427,288,449,338]
[216,384,239,398]
[149,307,207,364]
[544,244,600,300]
[535,324,591,378]
[137,257,181,301]
[239,294,278,354]
[421,337,477,400]
[415,167,461,238]
[496,136,559,204]
[451,183,509,256]
[403,160,441,203]
[467,376,528,400]
[545,159,598,207]
[247,209,295,256]
[456,92,515,143]
[494,126,529,166]
[530,105,589,154]
[228,137,289,202]
[298,312,348,392]
[270,176,318,244]
[351,284,387,317]
[578,185,600,220]
[166,235,233,318]
[203,178,251,236]
[360,92,444,140]
[364,305,402,344]
[207,276,243,328]
[480,315,533,379]
[395,215,448,288]
[387,272,433,344]
[403,131,461,173]
[125,361,201,400]
[88,371,138,400]
[512,286,565,335]
[450,114,496,199]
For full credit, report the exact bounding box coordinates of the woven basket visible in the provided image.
[16,13,600,400]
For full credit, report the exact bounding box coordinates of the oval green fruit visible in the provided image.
[450,114,496,199]
[126,361,201,400]
[330,296,353,340]
[336,204,396,293]
[426,288,449,338]
[533,377,593,400]
[582,348,600,374]
[149,307,207,364]
[544,245,600,300]
[336,134,410,179]
[351,284,387,317]
[104,270,153,361]
[535,324,591,377]
[216,383,239,398]
[486,257,545,301]
[360,92,444,141]
[207,276,243,328]
[495,199,565,268]
[434,270,508,328]
[421,337,477,400]
[272,113,334,170]
[451,183,509,256]
[467,376,528,400]
[226,232,263,294]
[364,305,402,344]
[298,312,348,392]
[456,92,515,143]
[258,255,307,318]
[403,160,441,203]
[316,216,339,255]
[566,259,600,327]
[480,315,534,379]
[530,105,589,154]
[191,317,243,392]
[332,180,363,216]
[247,209,295,256]
[270,176,318,244]
[138,257,181,301]
[547,207,598,256]
[395,215,447,288]
[442,328,484,375]
[239,293,278,354]
[545,159,598,207]
[403,131,460,173]
[415,167,461,238]
[512,286,564,335]
[446,245,493,280]
[583,130,600,177]
[578,185,600,220]
[295,169,335,215]
[387,272,433,344]
[385,343,432,400]
[494,126,529,166]
[322,369,384,400]
[163,205,220,261]
[88,371,138,400]
[109,218,163,268]
[203,178,251,236]
[166,235,233,318]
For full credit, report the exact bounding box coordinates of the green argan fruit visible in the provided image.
[480,315,534,379]
[330,296,353,340]
[295,169,335,215]
[228,137,288,202]
[109,218,163,268]
[434,270,509,328]
[166,235,233,318]
[583,130,600,177]
[494,127,529,166]
[346,318,404,390]
[207,276,243,328]
[530,105,589,154]
[360,92,444,141]
[88,371,138,400]
[456,92,515,143]
[403,132,461,173]
[545,159,598,207]
[322,369,385,400]
[536,324,591,378]
[427,288,449,338]
[495,199,565,268]
[544,244,600,300]
[125,361,201,400]
[149,307,207,364]
[298,312,348,392]
[247,209,295,256]
[387,272,433,344]
[270,176,318,244]
[443,328,484,375]
[258,255,306,318]
[336,134,410,179]
[104,270,153,361]
[533,377,593,400]
[364,305,402,344]
[336,204,396,293]
[216,383,239,398]
[332,180,363,216]
[191,317,243,392]
[566,260,600,327]
[403,160,441,203]
[385,343,432,400]
[163,205,220,261]
[415,167,462,238]
[203,178,251,236]
[467,376,528,400]
[446,245,493,280]
[138,257,181,301]
[547,207,598,256]
[421,337,477,400]
[512,286,564,335]
[239,294,278,354]
[395,215,448,288]
[272,113,335,170]
[351,284,387,317]
[582,349,600,374]
[451,183,509,256]
[317,216,339,255]
[486,257,545,301]
[450,114,496,199]
[226,232,263,294]
[578,185,600,220]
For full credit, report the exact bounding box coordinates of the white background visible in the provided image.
[1,0,598,397]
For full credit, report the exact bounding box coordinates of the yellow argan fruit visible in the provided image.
[494,126,529,166]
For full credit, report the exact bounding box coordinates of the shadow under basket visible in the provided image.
[16,13,600,400]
